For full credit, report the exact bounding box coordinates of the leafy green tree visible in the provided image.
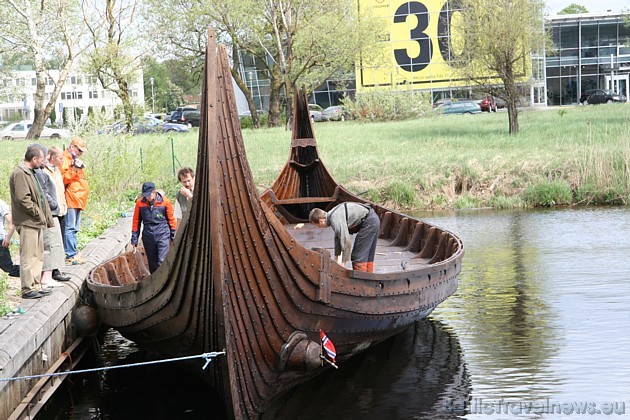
[62,107,69,126]
[144,0,383,127]
[558,3,588,14]
[457,0,549,134]
[143,58,189,113]
[49,107,57,126]
[82,0,149,133]
[0,0,88,139]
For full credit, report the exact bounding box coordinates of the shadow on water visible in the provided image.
[40,319,469,419]
[38,329,227,420]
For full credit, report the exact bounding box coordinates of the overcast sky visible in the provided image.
[545,0,629,14]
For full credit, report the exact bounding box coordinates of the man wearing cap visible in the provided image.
[60,137,89,264]
[131,182,177,273]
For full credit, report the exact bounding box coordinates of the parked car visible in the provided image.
[480,96,497,112]
[99,117,190,135]
[433,98,457,109]
[179,110,201,127]
[0,121,70,140]
[579,89,627,105]
[167,107,198,124]
[322,105,350,121]
[434,101,481,115]
[308,104,326,122]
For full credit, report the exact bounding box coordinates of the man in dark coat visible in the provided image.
[10,144,54,299]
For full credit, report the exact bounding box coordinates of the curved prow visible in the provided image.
[262,89,344,223]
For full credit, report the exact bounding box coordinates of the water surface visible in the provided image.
[42,207,630,419]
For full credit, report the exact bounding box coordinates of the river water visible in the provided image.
[41,207,630,419]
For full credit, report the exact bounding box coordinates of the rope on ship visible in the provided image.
[0,351,226,383]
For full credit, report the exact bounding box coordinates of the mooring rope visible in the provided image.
[0,351,226,383]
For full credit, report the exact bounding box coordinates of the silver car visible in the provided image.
[308,104,326,122]
[0,121,70,140]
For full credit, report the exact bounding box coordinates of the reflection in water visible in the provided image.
[264,319,470,419]
[41,319,469,420]
[421,207,630,417]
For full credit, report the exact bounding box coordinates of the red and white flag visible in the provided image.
[320,329,337,363]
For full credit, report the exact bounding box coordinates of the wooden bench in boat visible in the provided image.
[266,186,341,206]
[90,248,151,286]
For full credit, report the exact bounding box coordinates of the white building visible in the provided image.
[0,69,145,123]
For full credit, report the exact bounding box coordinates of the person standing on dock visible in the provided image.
[0,198,20,278]
[309,203,380,273]
[61,137,89,265]
[131,182,177,273]
[10,144,54,299]
[44,146,71,282]
[174,167,195,228]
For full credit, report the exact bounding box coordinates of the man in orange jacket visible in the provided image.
[60,137,89,264]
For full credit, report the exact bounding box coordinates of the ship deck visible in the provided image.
[286,223,431,273]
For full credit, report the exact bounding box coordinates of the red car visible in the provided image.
[480,96,497,112]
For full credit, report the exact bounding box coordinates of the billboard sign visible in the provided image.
[357,0,528,91]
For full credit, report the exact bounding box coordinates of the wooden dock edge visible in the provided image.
[0,215,132,419]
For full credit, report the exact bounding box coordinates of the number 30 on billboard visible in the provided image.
[357,0,495,90]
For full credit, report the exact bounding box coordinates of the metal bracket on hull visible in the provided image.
[313,248,332,303]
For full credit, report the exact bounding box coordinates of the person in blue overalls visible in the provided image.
[131,182,177,273]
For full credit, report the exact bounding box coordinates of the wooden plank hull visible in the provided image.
[86,30,464,419]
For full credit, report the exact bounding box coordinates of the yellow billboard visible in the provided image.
[356,0,528,90]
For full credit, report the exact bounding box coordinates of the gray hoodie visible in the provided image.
[326,202,370,262]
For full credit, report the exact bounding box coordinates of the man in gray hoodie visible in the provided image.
[309,202,380,273]
[10,144,54,299]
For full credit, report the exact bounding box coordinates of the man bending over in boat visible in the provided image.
[309,203,380,272]
[131,182,177,273]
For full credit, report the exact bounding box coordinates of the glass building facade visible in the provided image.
[545,13,630,106]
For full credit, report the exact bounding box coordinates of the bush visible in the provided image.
[380,181,417,208]
[343,90,433,122]
[522,180,573,207]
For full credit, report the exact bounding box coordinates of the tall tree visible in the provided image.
[82,0,148,132]
[0,0,87,139]
[457,0,549,133]
[558,3,589,14]
[144,0,382,128]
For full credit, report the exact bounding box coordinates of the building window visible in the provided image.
[31,78,37,86]
[61,91,83,100]
[89,91,98,99]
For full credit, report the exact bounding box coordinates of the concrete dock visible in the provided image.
[0,216,132,419]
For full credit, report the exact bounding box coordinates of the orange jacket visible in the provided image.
[61,149,90,210]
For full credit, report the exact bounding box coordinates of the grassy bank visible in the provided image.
[0,104,629,311]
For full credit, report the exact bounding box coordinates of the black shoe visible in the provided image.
[53,273,71,281]
[22,291,43,299]
[38,288,52,295]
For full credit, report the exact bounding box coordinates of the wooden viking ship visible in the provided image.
[86,30,464,419]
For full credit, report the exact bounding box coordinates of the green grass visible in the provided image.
[0,104,628,256]
[0,106,628,312]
